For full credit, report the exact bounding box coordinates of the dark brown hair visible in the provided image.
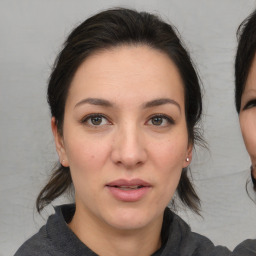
[37,8,203,214]
[235,9,256,113]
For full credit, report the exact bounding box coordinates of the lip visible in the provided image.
[106,179,152,202]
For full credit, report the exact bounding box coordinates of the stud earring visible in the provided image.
[186,158,189,162]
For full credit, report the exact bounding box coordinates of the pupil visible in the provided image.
[152,117,163,125]
[91,116,102,125]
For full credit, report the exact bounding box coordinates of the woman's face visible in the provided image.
[53,45,192,231]
[240,54,256,170]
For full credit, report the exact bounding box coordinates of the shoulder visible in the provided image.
[14,225,56,256]
[165,209,231,256]
[14,204,74,256]
[233,239,256,256]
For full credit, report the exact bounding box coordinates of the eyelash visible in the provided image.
[146,114,175,126]
[81,113,111,127]
[243,99,256,110]
[80,113,174,127]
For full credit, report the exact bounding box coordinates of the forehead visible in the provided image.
[67,45,185,107]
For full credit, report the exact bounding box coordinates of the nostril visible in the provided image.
[113,157,145,169]
[135,160,144,167]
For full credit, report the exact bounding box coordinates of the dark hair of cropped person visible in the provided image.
[235,9,256,192]
[235,9,256,113]
[36,8,204,214]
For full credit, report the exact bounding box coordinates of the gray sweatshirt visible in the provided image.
[14,204,255,256]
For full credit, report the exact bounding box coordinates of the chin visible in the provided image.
[104,207,161,231]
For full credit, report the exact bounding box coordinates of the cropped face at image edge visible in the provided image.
[52,45,192,232]
[240,55,256,170]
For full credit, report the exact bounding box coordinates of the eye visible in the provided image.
[81,114,111,127]
[146,114,174,127]
[243,99,256,110]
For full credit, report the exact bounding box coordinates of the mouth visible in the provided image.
[106,179,151,189]
[105,179,151,202]
[107,185,146,190]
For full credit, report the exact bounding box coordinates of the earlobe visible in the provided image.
[51,117,69,167]
[183,144,193,168]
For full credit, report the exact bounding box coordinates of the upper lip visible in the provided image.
[106,179,151,187]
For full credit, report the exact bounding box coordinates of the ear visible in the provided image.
[51,117,69,167]
[183,143,193,168]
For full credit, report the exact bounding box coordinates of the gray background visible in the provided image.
[1,0,256,255]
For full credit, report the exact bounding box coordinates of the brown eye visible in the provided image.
[91,116,103,125]
[147,115,174,127]
[151,116,163,126]
[82,114,110,127]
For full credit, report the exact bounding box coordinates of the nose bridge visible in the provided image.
[112,121,147,168]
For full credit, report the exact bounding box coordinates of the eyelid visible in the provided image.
[146,114,175,125]
[243,99,256,110]
[80,113,174,127]
[81,113,112,125]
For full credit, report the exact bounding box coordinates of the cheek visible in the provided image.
[64,135,111,180]
[151,134,188,166]
[240,112,256,159]
[148,134,188,194]
[150,139,185,205]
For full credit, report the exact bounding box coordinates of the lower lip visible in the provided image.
[106,186,151,202]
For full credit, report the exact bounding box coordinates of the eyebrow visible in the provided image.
[75,98,113,108]
[74,97,181,111]
[143,98,181,112]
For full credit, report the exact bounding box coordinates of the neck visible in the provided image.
[68,205,163,256]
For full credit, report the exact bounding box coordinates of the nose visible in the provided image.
[111,124,147,169]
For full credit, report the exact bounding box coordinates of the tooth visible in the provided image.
[118,185,141,190]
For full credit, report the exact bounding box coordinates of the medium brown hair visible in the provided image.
[37,8,204,214]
